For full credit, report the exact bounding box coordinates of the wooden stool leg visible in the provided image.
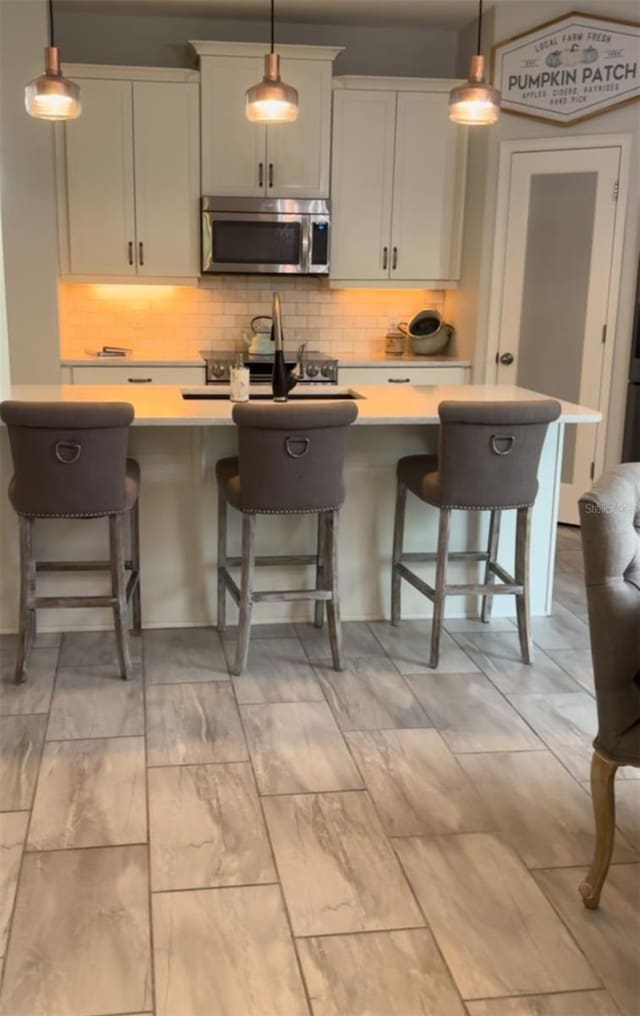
[15,517,35,685]
[130,499,142,635]
[217,485,228,633]
[580,751,619,910]
[391,481,407,627]
[234,512,256,677]
[109,513,132,680]
[515,506,533,664]
[429,508,451,669]
[481,509,501,623]
[325,509,344,671]
[314,511,326,629]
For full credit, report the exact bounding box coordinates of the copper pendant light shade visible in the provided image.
[25,0,81,121]
[246,0,299,123]
[449,0,500,125]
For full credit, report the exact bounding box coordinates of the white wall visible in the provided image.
[55,9,458,78]
[456,0,639,467]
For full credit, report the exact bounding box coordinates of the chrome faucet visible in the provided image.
[271,292,305,402]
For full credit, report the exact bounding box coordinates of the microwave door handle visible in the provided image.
[301,218,311,273]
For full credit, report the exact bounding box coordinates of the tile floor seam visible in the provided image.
[140,632,158,1016]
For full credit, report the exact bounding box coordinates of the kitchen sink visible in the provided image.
[181,386,362,401]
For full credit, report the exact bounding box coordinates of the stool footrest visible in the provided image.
[35,595,117,609]
[253,589,332,604]
[226,554,318,568]
[402,551,489,563]
[445,582,523,596]
[36,559,135,572]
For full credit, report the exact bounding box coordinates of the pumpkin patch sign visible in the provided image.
[492,11,640,125]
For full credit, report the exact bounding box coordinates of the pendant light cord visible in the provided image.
[270,0,275,53]
[48,0,55,47]
[476,0,483,55]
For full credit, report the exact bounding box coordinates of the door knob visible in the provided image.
[499,352,514,365]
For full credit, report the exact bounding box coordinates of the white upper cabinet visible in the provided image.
[58,67,200,279]
[132,81,199,277]
[330,78,468,287]
[330,90,396,281]
[64,79,136,276]
[193,42,341,199]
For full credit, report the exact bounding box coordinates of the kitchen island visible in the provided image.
[0,383,599,633]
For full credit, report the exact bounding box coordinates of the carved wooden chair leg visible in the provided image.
[391,481,407,627]
[325,510,344,671]
[481,509,501,622]
[15,516,35,685]
[515,506,533,664]
[109,512,132,681]
[580,750,619,910]
[234,512,256,677]
[130,499,142,635]
[429,507,451,669]
[314,510,326,629]
[217,484,228,633]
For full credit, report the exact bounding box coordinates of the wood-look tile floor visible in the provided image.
[0,526,637,1016]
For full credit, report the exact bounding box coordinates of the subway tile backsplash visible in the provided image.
[59,277,445,360]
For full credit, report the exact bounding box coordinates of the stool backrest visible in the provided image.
[437,400,562,509]
[0,401,134,517]
[232,401,358,513]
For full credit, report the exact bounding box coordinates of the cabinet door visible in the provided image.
[330,90,396,281]
[133,82,199,277]
[200,56,267,196]
[391,92,466,282]
[266,59,333,197]
[64,79,136,275]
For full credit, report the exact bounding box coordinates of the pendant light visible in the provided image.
[25,0,81,121]
[246,0,298,124]
[449,0,500,125]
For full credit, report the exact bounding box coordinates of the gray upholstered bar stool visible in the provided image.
[216,401,357,676]
[0,401,141,683]
[391,400,562,668]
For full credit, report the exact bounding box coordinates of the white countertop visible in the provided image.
[60,354,472,368]
[3,383,601,426]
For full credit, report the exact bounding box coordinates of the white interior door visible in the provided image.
[133,81,200,277]
[494,146,621,524]
[330,89,396,281]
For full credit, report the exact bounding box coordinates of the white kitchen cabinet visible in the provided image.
[69,365,205,385]
[58,66,200,280]
[331,78,468,287]
[340,365,472,386]
[193,42,340,199]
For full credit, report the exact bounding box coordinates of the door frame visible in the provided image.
[484,134,631,488]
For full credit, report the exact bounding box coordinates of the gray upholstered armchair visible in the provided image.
[578,463,640,908]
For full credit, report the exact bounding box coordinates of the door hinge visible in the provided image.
[613,179,619,201]
[602,323,607,344]
[589,461,596,480]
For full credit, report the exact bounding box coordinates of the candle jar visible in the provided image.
[229,363,249,403]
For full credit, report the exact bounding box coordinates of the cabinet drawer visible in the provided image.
[340,366,471,386]
[70,366,205,385]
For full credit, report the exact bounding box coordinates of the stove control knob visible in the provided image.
[321,362,335,379]
[210,361,225,379]
[306,363,319,378]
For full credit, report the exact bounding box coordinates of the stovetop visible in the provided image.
[200,349,338,384]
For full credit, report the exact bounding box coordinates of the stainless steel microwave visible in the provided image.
[201,197,330,276]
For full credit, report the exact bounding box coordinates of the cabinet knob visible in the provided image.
[392,246,398,270]
[258,162,264,188]
[382,246,389,270]
[128,377,152,384]
[499,352,514,365]
[268,163,274,188]
[128,241,134,266]
[138,242,144,266]
[388,378,410,384]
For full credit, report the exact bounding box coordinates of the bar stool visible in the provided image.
[391,400,562,668]
[0,401,141,683]
[216,401,357,676]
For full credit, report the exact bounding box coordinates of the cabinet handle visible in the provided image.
[258,162,264,188]
[128,241,134,266]
[268,162,274,188]
[382,246,388,270]
[128,377,152,384]
[392,246,398,270]
[388,378,411,384]
[138,241,144,266]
